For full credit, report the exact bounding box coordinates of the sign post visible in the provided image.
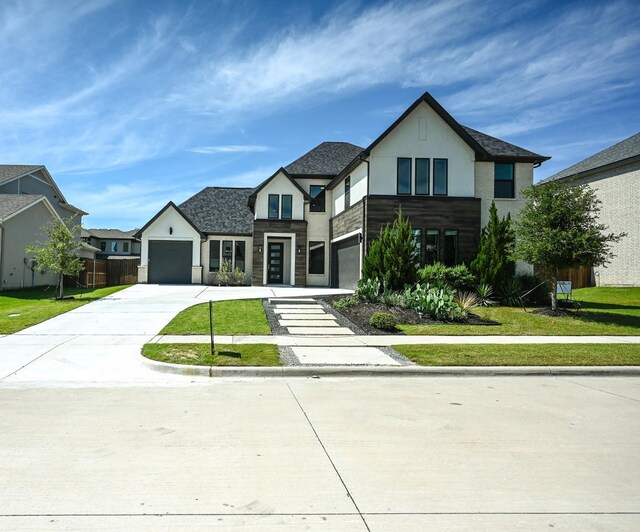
[209,300,215,357]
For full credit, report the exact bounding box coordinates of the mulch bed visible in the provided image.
[325,296,498,335]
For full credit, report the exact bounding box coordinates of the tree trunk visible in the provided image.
[551,272,558,313]
[58,272,64,300]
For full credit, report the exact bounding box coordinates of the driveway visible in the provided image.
[0,284,350,385]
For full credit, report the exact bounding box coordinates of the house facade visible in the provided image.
[81,229,141,259]
[541,132,640,286]
[0,165,86,290]
[137,92,548,288]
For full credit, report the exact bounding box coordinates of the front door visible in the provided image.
[267,242,284,284]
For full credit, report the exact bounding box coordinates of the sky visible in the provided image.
[1,0,639,230]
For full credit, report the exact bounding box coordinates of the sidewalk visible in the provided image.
[151,334,640,346]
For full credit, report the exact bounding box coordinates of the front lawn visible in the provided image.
[143,343,281,366]
[0,285,130,334]
[160,299,271,335]
[399,287,640,336]
[395,343,640,366]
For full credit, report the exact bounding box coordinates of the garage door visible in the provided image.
[331,236,361,289]
[148,240,192,284]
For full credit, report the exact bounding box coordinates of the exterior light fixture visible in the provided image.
[258,245,262,253]
[169,227,173,235]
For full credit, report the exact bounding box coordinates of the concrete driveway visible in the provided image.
[0,284,350,384]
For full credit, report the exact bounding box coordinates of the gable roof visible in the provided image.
[0,165,44,185]
[83,228,139,240]
[248,168,312,209]
[179,187,254,235]
[134,201,204,239]
[541,132,640,183]
[0,194,46,221]
[285,142,364,176]
[462,126,548,160]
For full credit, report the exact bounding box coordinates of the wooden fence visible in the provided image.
[106,257,140,286]
[67,257,140,288]
[535,265,595,290]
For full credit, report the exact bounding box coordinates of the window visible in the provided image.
[110,241,117,253]
[308,241,325,274]
[268,194,279,219]
[397,157,411,195]
[412,229,422,265]
[415,158,430,195]
[434,159,448,195]
[100,241,106,252]
[123,242,129,253]
[209,240,220,272]
[235,241,246,272]
[424,229,439,264]
[281,194,292,219]
[222,240,233,264]
[310,185,326,212]
[345,177,351,209]
[444,230,458,266]
[494,162,515,198]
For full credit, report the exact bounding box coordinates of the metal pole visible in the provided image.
[209,300,215,357]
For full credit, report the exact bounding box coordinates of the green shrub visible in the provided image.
[499,277,523,307]
[475,283,496,307]
[369,311,398,330]
[334,296,358,309]
[417,263,476,291]
[355,278,381,302]
[410,283,466,322]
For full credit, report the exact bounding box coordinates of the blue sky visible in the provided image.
[1,0,639,229]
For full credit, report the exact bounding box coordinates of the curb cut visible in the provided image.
[138,354,640,378]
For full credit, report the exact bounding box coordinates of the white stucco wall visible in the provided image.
[254,172,305,220]
[333,161,367,216]
[368,101,475,197]
[301,179,331,286]
[572,160,640,286]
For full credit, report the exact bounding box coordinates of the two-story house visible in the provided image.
[81,228,141,259]
[136,92,549,288]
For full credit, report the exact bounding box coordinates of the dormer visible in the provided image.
[248,168,309,221]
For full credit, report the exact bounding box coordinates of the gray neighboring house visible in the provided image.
[541,132,640,286]
[0,165,87,290]
[81,228,141,259]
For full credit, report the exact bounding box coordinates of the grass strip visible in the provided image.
[161,299,271,335]
[394,343,640,366]
[143,343,281,366]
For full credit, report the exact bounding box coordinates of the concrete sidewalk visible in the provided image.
[152,334,640,346]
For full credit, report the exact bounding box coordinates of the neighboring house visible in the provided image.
[541,132,640,286]
[0,165,86,290]
[81,228,141,259]
[137,92,549,288]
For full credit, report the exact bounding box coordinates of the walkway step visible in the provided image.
[277,314,336,320]
[280,320,340,327]
[272,304,322,309]
[274,308,326,314]
[286,327,354,335]
[291,346,400,365]
[268,298,316,305]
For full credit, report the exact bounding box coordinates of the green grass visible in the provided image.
[142,343,281,366]
[0,285,130,334]
[161,299,271,335]
[395,343,640,366]
[399,287,640,336]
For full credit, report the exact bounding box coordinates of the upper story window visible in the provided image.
[268,194,279,219]
[123,242,129,253]
[415,158,430,195]
[494,163,515,198]
[100,241,106,252]
[110,241,118,253]
[281,194,293,219]
[397,158,411,195]
[433,158,448,196]
[345,177,351,209]
[310,185,326,212]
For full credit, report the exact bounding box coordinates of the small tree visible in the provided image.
[361,208,417,291]
[470,201,516,289]
[26,217,84,299]
[512,181,624,312]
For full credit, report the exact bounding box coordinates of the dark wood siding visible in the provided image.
[330,200,364,240]
[364,196,481,264]
[252,219,307,285]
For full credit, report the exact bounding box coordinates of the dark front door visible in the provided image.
[267,242,284,284]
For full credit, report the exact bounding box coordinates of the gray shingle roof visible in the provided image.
[0,165,43,185]
[462,126,547,160]
[542,132,640,183]
[83,228,138,240]
[285,142,364,176]
[0,194,44,220]
[179,187,254,235]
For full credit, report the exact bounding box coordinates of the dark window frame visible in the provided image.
[345,176,351,209]
[100,241,106,252]
[209,240,220,272]
[123,242,129,253]
[443,229,458,266]
[415,158,430,195]
[309,185,326,213]
[412,229,423,265]
[494,162,515,199]
[234,241,246,273]
[308,241,325,275]
[433,158,448,196]
[397,157,412,195]
[424,229,439,265]
[281,194,293,220]
[268,194,279,219]
[222,240,233,266]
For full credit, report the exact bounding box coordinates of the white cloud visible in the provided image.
[188,145,272,154]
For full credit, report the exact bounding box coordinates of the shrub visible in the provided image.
[232,268,246,285]
[454,291,479,315]
[475,283,496,307]
[369,311,398,330]
[380,289,405,308]
[411,283,466,322]
[516,274,551,306]
[355,278,381,302]
[334,296,358,309]
[417,263,476,291]
[499,277,523,307]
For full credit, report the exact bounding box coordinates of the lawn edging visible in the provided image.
[137,351,640,377]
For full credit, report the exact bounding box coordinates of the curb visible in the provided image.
[138,354,640,378]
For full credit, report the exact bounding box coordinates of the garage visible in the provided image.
[148,240,192,284]
[331,235,361,289]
